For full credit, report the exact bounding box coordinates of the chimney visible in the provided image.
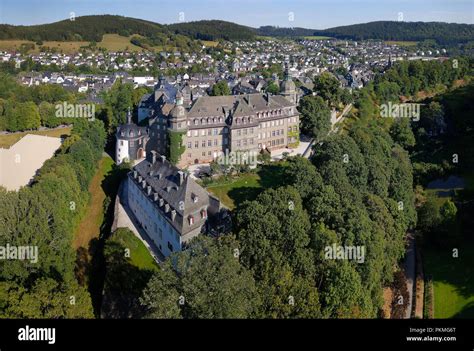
[177,171,184,186]
[142,180,147,189]
[138,175,142,183]
[153,193,159,201]
[147,185,152,196]
[171,210,176,221]
[164,203,170,213]
[159,198,164,207]
[160,155,166,163]
[151,151,157,164]
[133,171,137,179]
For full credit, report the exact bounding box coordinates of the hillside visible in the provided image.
[256,21,474,45]
[0,15,166,42]
[166,20,255,41]
[317,21,474,44]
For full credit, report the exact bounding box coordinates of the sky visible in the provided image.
[0,0,472,28]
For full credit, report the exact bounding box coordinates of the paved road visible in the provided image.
[404,233,416,318]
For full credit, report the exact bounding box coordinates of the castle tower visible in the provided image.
[280,61,297,104]
[169,91,187,132]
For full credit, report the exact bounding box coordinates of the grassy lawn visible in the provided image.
[0,126,72,149]
[206,163,288,209]
[423,242,474,318]
[201,40,219,47]
[302,36,333,40]
[385,40,418,47]
[110,228,158,271]
[0,39,89,54]
[0,34,143,53]
[97,34,143,52]
[73,155,114,249]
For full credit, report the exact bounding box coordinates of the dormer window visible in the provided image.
[201,209,207,219]
[188,216,194,225]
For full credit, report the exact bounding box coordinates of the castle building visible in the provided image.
[126,151,221,257]
[116,110,149,164]
[117,67,300,167]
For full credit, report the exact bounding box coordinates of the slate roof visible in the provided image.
[131,153,213,236]
[187,93,293,119]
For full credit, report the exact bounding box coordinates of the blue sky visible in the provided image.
[0,0,472,28]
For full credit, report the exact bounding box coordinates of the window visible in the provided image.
[187,142,192,148]
[201,130,206,136]
[208,140,212,147]
[194,130,198,137]
[201,209,207,219]
[237,130,241,136]
[188,216,194,225]
[195,141,199,148]
[187,131,191,137]
[202,141,206,147]
[214,139,218,146]
[213,128,218,135]
[167,242,174,252]
[159,228,163,239]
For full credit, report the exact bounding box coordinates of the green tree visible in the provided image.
[210,80,230,96]
[298,95,331,141]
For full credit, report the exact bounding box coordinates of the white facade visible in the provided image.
[116,138,129,165]
[127,177,181,257]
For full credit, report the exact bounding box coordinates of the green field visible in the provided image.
[0,126,72,149]
[302,36,333,40]
[423,242,474,318]
[206,163,287,209]
[0,34,143,53]
[109,228,158,271]
[385,40,418,47]
[73,155,115,249]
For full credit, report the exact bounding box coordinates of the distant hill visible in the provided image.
[317,21,474,44]
[257,26,316,38]
[257,21,474,45]
[0,15,166,42]
[167,20,255,41]
[1,16,472,46]
[0,16,256,45]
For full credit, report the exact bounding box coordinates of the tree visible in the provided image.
[284,156,323,199]
[141,236,259,318]
[297,95,331,141]
[313,72,346,107]
[265,82,280,94]
[210,80,230,96]
[390,118,416,149]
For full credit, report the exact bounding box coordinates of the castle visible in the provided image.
[116,68,300,167]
